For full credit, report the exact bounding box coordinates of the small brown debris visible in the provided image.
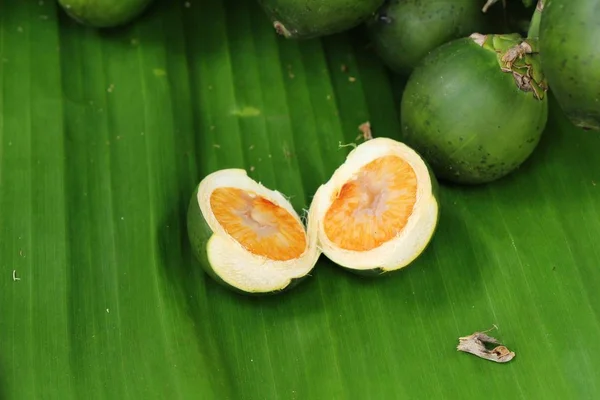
[340,64,348,73]
[274,21,291,38]
[457,326,515,363]
[358,121,373,141]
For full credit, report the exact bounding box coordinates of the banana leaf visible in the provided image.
[1,0,599,399]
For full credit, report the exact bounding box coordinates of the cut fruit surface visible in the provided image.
[323,155,418,252]
[210,187,306,261]
[187,169,320,294]
[309,137,439,275]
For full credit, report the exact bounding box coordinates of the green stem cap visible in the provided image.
[470,33,548,100]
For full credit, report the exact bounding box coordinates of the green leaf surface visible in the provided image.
[1,0,599,399]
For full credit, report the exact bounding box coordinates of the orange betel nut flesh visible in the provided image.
[323,155,418,251]
[210,187,306,261]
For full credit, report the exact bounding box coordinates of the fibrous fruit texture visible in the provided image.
[187,169,320,295]
[309,137,439,275]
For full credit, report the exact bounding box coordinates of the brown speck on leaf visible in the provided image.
[341,64,348,73]
[283,147,292,159]
[348,76,356,83]
[274,21,292,38]
[457,326,515,363]
[287,64,295,79]
[358,121,373,141]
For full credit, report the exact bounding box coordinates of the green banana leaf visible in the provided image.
[1,0,599,399]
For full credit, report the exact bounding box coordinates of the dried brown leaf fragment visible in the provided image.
[457,327,516,363]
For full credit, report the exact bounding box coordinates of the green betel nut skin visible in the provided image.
[257,0,385,39]
[58,0,154,28]
[400,33,549,185]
